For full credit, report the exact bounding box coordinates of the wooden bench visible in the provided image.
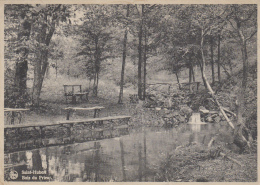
[63,85,89,104]
[5,115,131,129]
[58,115,131,125]
[4,108,29,125]
[64,106,105,120]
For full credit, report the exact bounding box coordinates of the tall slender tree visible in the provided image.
[118,5,130,104]
[137,5,144,100]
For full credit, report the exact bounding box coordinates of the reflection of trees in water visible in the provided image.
[120,138,126,181]
[4,151,28,181]
[41,141,112,182]
[32,150,43,171]
[83,142,101,181]
[81,141,116,182]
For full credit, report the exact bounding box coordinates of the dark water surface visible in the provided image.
[5,123,231,182]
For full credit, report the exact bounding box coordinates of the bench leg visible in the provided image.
[94,109,97,118]
[10,112,15,125]
[86,93,89,102]
[72,95,77,104]
[66,109,71,120]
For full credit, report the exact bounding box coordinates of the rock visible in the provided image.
[199,106,210,113]
[164,113,173,118]
[219,114,225,121]
[172,111,180,116]
[206,116,213,122]
[214,116,221,123]
[180,106,193,115]
[178,115,186,123]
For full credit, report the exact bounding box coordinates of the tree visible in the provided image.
[142,5,167,99]
[178,5,238,129]
[217,28,223,82]
[135,4,167,99]
[137,5,144,100]
[4,5,33,107]
[162,5,204,89]
[29,4,71,106]
[209,35,215,84]
[118,5,130,104]
[226,4,257,147]
[77,5,114,97]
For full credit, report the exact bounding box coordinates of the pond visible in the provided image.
[4,123,232,182]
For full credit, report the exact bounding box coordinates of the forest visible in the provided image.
[4,4,257,182]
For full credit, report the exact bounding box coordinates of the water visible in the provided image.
[4,123,231,182]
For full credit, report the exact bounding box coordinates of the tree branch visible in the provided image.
[240,9,256,23]
[227,19,236,30]
[245,29,257,42]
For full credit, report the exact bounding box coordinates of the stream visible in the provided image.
[4,123,232,182]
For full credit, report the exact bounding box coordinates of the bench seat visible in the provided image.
[5,115,131,129]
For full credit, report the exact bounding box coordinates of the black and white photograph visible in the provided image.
[3,2,258,182]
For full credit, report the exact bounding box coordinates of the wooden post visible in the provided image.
[86,92,89,102]
[66,109,71,120]
[94,109,97,118]
[10,111,15,125]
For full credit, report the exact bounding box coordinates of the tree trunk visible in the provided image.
[210,36,215,84]
[32,50,49,106]
[175,71,181,90]
[143,24,147,100]
[188,63,192,92]
[235,41,249,143]
[191,62,195,82]
[14,15,31,107]
[138,5,143,100]
[189,64,192,83]
[93,72,96,95]
[92,72,99,97]
[55,60,58,79]
[31,10,59,107]
[93,39,99,97]
[14,60,28,107]
[217,31,221,82]
[197,58,207,88]
[234,24,252,150]
[118,5,129,104]
[96,72,99,96]
[200,29,235,130]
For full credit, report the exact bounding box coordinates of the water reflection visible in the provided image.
[5,124,226,182]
